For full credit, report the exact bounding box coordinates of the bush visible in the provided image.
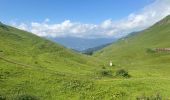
[99,69,112,77]
[0,95,6,100]
[146,48,156,53]
[115,69,130,78]
[102,66,106,69]
[17,94,39,100]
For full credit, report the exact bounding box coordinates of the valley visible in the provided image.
[1,15,170,100]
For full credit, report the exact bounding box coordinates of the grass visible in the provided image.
[1,16,170,100]
[93,15,170,99]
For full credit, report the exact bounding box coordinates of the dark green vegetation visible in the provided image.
[81,43,111,55]
[1,15,170,100]
[115,69,130,78]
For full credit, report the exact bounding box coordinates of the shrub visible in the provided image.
[115,69,130,78]
[146,48,156,53]
[102,66,106,69]
[17,94,39,100]
[0,95,6,100]
[99,69,112,77]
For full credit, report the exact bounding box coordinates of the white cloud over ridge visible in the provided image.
[12,0,170,38]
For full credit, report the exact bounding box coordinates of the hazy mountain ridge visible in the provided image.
[81,43,111,55]
[50,37,116,51]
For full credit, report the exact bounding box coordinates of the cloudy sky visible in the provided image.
[1,0,170,39]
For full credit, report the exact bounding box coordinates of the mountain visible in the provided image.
[94,15,170,63]
[81,43,111,55]
[0,23,106,99]
[93,15,170,97]
[1,15,170,100]
[81,32,138,55]
[50,37,116,51]
[0,24,101,74]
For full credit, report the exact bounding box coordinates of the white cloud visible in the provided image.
[12,0,170,38]
[13,23,28,30]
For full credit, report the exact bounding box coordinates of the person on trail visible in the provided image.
[109,61,113,67]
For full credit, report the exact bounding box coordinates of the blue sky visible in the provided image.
[1,0,170,38]
[0,0,154,23]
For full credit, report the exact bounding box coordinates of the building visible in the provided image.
[155,48,170,52]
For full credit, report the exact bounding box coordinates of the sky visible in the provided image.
[1,0,170,39]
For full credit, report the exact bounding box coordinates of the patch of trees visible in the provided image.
[82,43,111,55]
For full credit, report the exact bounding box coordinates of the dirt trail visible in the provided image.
[101,77,170,82]
[0,56,32,67]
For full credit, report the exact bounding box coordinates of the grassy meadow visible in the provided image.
[1,16,170,100]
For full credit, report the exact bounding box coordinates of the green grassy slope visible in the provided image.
[0,23,107,99]
[1,14,170,100]
[0,23,102,74]
[94,15,170,68]
[93,15,170,98]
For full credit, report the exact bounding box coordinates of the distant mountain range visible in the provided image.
[49,37,116,51]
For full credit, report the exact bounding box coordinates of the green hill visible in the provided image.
[94,15,170,67]
[0,23,102,74]
[93,15,170,98]
[0,23,105,99]
[1,15,170,100]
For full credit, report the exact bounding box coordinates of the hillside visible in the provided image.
[94,15,170,65]
[1,15,170,100]
[0,23,102,74]
[93,15,170,98]
[0,23,105,100]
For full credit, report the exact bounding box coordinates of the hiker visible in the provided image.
[109,61,113,66]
